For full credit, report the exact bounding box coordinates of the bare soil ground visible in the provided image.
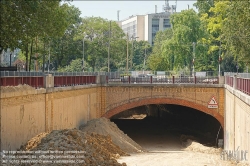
[113,118,249,166]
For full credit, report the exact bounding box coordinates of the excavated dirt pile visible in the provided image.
[0,84,37,93]
[20,129,127,166]
[79,117,144,153]
[180,134,222,154]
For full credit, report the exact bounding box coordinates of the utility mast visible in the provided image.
[117,10,120,21]
[163,0,171,13]
[163,0,177,13]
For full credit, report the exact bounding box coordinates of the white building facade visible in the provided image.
[144,12,171,45]
[119,15,145,41]
[118,12,173,46]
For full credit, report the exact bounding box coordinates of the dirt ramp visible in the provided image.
[21,129,127,166]
[79,117,144,153]
[182,139,222,154]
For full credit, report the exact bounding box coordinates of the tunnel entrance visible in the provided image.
[111,104,223,151]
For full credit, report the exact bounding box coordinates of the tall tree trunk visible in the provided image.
[0,45,3,64]
[29,39,33,71]
[60,43,64,67]
[35,36,38,71]
[25,44,29,71]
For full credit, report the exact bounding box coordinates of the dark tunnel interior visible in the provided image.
[111,104,223,151]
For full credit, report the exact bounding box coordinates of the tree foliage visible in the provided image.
[148,29,173,71]
[0,0,76,71]
[147,1,250,73]
[161,9,206,72]
[75,17,126,71]
[223,1,250,64]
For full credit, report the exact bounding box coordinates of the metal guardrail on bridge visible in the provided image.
[108,75,219,84]
[1,71,249,92]
[0,71,98,88]
[225,72,250,95]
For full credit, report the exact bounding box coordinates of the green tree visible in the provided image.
[223,1,250,64]
[0,1,74,71]
[132,41,152,70]
[48,5,82,70]
[161,9,206,73]
[201,1,247,73]
[75,17,126,71]
[58,59,82,72]
[148,29,173,71]
[194,0,214,16]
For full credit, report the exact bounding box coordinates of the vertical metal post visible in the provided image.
[219,40,221,76]
[108,21,111,72]
[42,43,45,72]
[131,37,133,71]
[82,38,84,72]
[48,41,50,73]
[9,52,12,66]
[192,42,195,76]
[126,33,129,74]
[143,47,146,74]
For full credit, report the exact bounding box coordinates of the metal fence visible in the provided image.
[114,75,219,84]
[0,76,44,88]
[224,72,250,78]
[1,70,224,77]
[0,71,107,77]
[225,73,250,95]
[1,71,249,89]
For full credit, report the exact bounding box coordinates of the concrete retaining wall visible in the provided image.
[0,85,101,151]
[224,85,250,163]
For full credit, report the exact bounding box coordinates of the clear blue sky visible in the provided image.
[69,1,197,21]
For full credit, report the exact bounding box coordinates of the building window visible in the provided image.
[152,19,159,45]
[163,19,171,30]
[122,20,137,38]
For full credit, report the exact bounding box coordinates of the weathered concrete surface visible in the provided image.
[224,85,250,163]
[0,85,102,151]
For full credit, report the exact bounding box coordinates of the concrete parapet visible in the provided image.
[219,76,225,84]
[44,74,54,88]
[96,75,107,85]
[233,75,237,89]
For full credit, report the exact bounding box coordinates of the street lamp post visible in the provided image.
[82,34,88,72]
[218,40,222,76]
[192,42,195,76]
[108,21,111,72]
[130,36,138,71]
[82,38,85,72]
[126,33,129,74]
[48,41,51,73]
[143,47,147,74]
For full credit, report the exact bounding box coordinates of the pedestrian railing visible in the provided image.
[225,72,250,95]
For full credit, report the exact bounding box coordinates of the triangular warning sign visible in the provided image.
[208,96,218,108]
[208,96,218,105]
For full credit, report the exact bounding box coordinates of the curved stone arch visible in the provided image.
[102,98,224,128]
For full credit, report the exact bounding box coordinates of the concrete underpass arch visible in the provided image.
[102,98,224,129]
